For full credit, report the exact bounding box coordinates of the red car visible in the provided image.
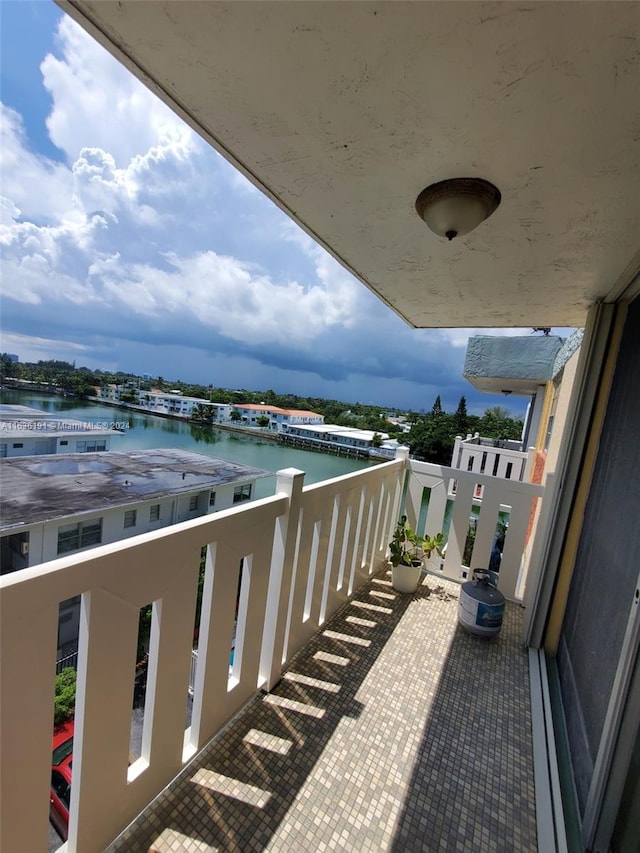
[50,721,73,840]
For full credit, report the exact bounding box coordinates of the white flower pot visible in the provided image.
[391,560,423,593]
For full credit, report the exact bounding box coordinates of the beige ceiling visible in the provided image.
[60,1,640,328]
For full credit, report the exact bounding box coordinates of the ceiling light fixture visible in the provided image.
[415,177,501,241]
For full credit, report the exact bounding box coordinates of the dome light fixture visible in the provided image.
[415,177,501,241]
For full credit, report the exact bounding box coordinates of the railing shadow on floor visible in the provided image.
[107,568,428,851]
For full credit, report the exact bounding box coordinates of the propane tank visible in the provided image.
[458,569,505,637]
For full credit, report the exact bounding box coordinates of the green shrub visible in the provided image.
[54,667,76,726]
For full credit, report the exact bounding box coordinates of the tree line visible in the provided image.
[1,357,524,463]
[406,395,523,465]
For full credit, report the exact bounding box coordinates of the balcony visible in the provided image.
[0,451,544,852]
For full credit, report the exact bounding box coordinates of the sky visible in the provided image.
[0,2,575,416]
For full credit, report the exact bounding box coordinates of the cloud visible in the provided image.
[0,104,75,222]
[41,16,193,167]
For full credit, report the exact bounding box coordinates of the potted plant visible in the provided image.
[388,515,445,593]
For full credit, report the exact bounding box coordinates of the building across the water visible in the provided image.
[94,387,324,430]
[281,423,394,456]
[0,404,121,458]
[230,403,324,431]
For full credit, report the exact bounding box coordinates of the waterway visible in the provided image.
[0,389,377,498]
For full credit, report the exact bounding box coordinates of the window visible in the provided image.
[209,491,216,507]
[76,439,107,452]
[149,504,160,522]
[233,483,252,504]
[60,440,68,446]
[51,771,71,810]
[124,509,137,528]
[57,519,102,554]
[189,495,199,511]
[12,443,23,449]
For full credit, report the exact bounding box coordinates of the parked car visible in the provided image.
[50,721,73,840]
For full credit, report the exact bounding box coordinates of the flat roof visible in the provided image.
[0,404,122,440]
[236,404,322,418]
[287,424,389,441]
[0,405,46,417]
[0,449,271,531]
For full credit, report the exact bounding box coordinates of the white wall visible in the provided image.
[0,434,113,457]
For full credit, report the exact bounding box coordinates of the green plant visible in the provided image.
[54,667,77,726]
[389,516,445,567]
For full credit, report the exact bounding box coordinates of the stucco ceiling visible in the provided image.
[60,1,640,328]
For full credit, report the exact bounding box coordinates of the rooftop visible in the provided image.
[0,449,271,531]
[236,404,322,418]
[106,571,536,853]
[0,405,122,440]
[0,405,49,417]
[288,424,390,441]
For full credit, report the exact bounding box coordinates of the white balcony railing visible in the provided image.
[405,458,544,600]
[0,451,544,853]
[451,435,536,484]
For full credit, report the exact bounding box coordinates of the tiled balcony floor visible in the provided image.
[107,570,537,852]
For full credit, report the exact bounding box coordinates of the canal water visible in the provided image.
[1,390,377,497]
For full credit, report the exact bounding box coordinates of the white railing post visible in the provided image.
[260,468,304,691]
[453,435,463,469]
[68,588,141,852]
[0,583,59,853]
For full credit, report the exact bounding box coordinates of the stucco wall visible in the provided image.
[464,335,564,382]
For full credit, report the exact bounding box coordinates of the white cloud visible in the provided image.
[0,331,91,363]
[0,105,75,221]
[41,16,193,167]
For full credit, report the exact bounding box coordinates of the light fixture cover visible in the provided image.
[415,178,501,240]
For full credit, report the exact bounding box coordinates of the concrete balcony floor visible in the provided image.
[107,571,537,853]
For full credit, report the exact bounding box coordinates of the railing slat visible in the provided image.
[188,541,232,751]
[424,476,450,541]
[445,477,477,578]
[70,588,140,852]
[260,468,304,690]
[140,549,201,773]
[499,492,533,599]
[471,484,503,569]
[0,588,58,853]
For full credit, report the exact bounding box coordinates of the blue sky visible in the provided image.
[0,2,573,415]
